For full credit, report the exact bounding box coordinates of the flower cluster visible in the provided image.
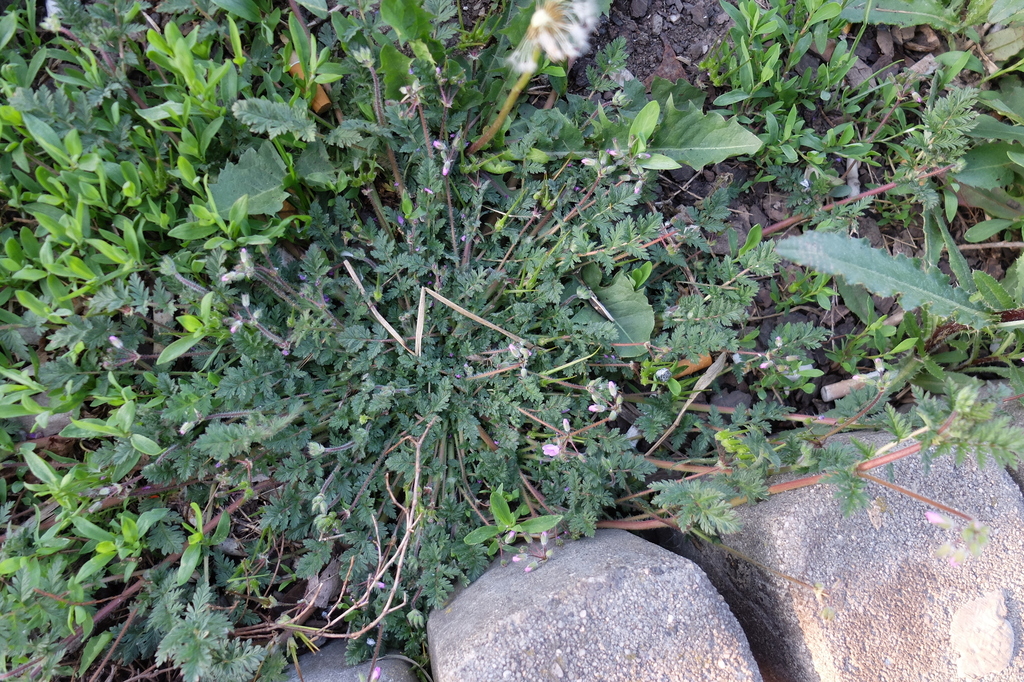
[509,0,599,73]
[587,379,623,420]
[511,530,556,572]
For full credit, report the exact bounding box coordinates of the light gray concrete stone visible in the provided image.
[673,430,1024,682]
[285,641,417,682]
[427,528,762,682]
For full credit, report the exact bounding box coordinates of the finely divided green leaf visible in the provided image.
[775,232,990,328]
[649,96,762,170]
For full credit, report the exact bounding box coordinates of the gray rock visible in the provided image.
[285,641,417,682]
[629,0,649,18]
[675,430,1024,681]
[428,529,762,681]
[688,5,708,27]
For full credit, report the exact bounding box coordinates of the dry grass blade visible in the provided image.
[416,287,427,357]
[343,260,413,355]
[419,288,527,353]
[645,352,729,456]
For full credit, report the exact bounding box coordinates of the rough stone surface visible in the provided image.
[950,591,1015,678]
[667,431,1024,682]
[428,528,762,681]
[285,641,417,682]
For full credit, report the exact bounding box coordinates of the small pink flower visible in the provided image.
[108,335,123,349]
[371,667,382,681]
[926,511,952,529]
[542,443,561,457]
[588,404,604,413]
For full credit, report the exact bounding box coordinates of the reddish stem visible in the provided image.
[596,517,680,530]
[763,165,954,237]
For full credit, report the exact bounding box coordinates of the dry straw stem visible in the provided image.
[415,287,527,356]
[644,352,729,457]
[343,259,413,355]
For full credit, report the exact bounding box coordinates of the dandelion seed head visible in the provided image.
[508,0,599,73]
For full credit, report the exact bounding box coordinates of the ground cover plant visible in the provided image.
[3,0,1024,678]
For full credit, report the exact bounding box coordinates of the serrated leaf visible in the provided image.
[208,141,289,217]
[578,264,655,357]
[325,126,363,148]
[649,96,762,170]
[231,98,316,142]
[839,0,959,29]
[974,271,1015,309]
[775,233,990,328]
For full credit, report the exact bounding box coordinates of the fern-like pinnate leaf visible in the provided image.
[775,233,991,329]
[231,98,316,142]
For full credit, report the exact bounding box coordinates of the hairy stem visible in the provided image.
[467,55,539,155]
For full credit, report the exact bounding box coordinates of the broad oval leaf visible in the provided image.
[649,96,762,169]
[464,526,502,545]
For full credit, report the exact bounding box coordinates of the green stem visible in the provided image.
[467,53,539,155]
